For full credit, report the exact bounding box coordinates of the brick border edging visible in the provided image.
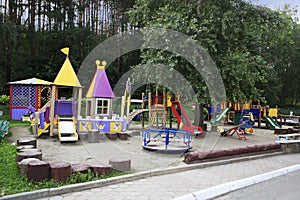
[0,152,283,200]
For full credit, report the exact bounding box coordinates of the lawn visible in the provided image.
[0,104,130,197]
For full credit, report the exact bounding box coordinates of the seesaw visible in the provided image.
[217,123,247,140]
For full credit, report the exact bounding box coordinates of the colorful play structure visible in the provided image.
[77,59,126,135]
[208,101,283,130]
[7,48,127,142]
[121,86,204,135]
[7,47,204,148]
[10,47,298,149]
[8,78,52,120]
[119,81,203,151]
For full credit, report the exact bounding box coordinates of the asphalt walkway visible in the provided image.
[32,153,300,200]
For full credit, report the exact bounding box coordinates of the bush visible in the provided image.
[0,95,9,105]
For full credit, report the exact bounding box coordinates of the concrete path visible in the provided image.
[34,153,300,200]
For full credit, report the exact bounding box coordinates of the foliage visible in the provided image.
[0,0,137,95]
[66,169,98,184]
[0,104,10,121]
[279,107,300,116]
[128,0,299,107]
[0,0,299,107]
[0,95,9,105]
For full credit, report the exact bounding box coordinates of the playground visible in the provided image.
[8,122,281,172]
[3,48,299,184]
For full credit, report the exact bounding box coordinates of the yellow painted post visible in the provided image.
[126,94,131,125]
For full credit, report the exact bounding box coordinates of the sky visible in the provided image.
[249,0,300,21]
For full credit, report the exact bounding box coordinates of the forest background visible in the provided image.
[0,0,299,108]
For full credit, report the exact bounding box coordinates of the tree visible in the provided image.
[128,0,299,107]
[0,0,137,94]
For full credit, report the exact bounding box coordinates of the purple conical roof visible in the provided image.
[91,68,115,98]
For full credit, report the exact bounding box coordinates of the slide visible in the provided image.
[264,116,280,129]
[58,117,78,142]
[170,102,204,135]
[128,109,148,123]
[211,107,230,124]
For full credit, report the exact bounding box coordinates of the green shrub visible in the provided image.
[0,95,9,105]
[67,169,98,184]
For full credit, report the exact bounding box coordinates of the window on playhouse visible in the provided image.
[96,98,110,116]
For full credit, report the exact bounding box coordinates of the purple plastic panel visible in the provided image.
[77,119,125,133]
[55,100,76,116]
[11,108,28,120]
[45,107,50,123]
[121,118,127,131]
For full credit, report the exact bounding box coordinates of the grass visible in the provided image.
[0,104,131,196]
[0,142,64,195]
[0,104,29,128]
[0,140,131,196]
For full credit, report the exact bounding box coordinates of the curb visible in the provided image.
[0,152,283,200]
[173,163,300,200]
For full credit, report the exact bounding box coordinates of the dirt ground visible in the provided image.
[8,123,280,172]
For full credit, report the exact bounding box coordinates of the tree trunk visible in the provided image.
[194,103,204,128]
[94,0,99,34]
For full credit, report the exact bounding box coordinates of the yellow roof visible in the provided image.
[53,57,81,87]
[85,73,96,98]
